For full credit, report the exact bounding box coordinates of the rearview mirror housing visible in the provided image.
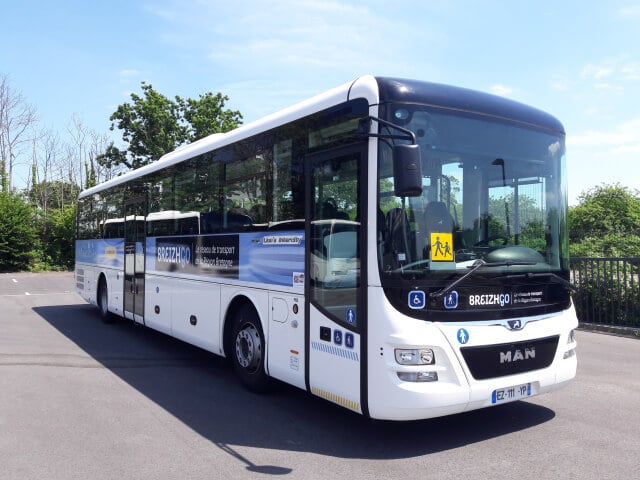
[393,144,422,197]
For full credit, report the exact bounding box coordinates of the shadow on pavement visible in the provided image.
[34,303,556,466]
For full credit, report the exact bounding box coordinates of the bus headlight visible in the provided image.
[395,348,435,365]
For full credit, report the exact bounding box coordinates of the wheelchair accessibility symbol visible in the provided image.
[408,291,426,310]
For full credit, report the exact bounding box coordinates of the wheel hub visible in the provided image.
[235,325,261,372]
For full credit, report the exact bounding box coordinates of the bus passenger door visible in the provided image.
[124,198,146,324]
[306,143,366,415]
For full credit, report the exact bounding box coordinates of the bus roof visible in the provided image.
[79,75,563,199]
[376,77,565,134]
[79,75,379,199]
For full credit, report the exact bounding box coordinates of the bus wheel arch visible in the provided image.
[224,297,271,392]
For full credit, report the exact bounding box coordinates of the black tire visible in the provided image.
[231,304,271,392]
[97,277,114,323]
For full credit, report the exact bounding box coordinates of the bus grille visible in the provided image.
[461,335,559,380]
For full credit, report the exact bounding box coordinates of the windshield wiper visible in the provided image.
[429,259,536,299]
[498,272,577,293]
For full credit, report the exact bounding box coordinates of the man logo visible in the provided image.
[500,347,536,363]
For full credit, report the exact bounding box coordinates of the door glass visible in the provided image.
[124,200,146,318]
[310,151,361,328]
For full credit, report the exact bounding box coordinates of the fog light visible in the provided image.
[397,371,439,382]
[563,348,576,359]
[395,348,435,365]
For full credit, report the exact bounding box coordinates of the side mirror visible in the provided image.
[393,144,422,197]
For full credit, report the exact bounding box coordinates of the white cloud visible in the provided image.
[617,5,640,18]
[489,84,515,96]
[579,57,640,87]
[567,118,640,150]
[621,62,640,80]
[119,69,141,78]
[581,64,614,80]
[550,78,571,92]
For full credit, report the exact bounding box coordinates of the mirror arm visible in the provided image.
[358,116,417,144]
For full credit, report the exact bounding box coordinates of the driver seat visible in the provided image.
[424,201,457,257]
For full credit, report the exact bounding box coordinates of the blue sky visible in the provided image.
[2,0,639,204]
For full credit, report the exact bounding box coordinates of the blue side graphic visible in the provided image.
[146,231,305,287]
[75,239,124,268]
[78,231,305,289]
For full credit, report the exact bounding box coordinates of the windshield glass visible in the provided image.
[377,105,568,280]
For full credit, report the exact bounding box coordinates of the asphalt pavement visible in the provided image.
[0,271,638,480]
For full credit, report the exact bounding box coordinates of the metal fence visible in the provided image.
[570,257,640,327]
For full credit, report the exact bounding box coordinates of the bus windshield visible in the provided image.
[378,106,568,280]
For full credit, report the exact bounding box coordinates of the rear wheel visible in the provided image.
[97,277,113,323]
[231,304,271,392]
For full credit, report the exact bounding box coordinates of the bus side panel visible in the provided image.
[267,292,305,390]
[170,278,222,354]
[75,264,96,305]
[105,268,123,317]
[144,274,174,335]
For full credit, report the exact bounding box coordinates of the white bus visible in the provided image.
[76,76,577,420]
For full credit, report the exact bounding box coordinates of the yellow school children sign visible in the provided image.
[430,232,454,261]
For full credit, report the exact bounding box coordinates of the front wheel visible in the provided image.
[231,305,271,392]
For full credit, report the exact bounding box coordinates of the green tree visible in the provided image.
[98,83,242,170]
[36,205,76,270]
[0,192,38,271]
[29,180,80,212]
[178,91,242,140]
[569,183,640,257]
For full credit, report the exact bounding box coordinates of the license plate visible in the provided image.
[492,383,532,404]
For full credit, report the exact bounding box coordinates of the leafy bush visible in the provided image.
[34,205,77,270]
[0,192,39,271]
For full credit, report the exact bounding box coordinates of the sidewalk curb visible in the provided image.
[578,323,640,339]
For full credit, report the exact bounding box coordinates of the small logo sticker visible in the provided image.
[507,319,523,330]
[346,308,356,324]
[408,290,426,309]
[457,328,469,345]
[345,333,354,349]
[333,330,343,346]
[444,291,459,309]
